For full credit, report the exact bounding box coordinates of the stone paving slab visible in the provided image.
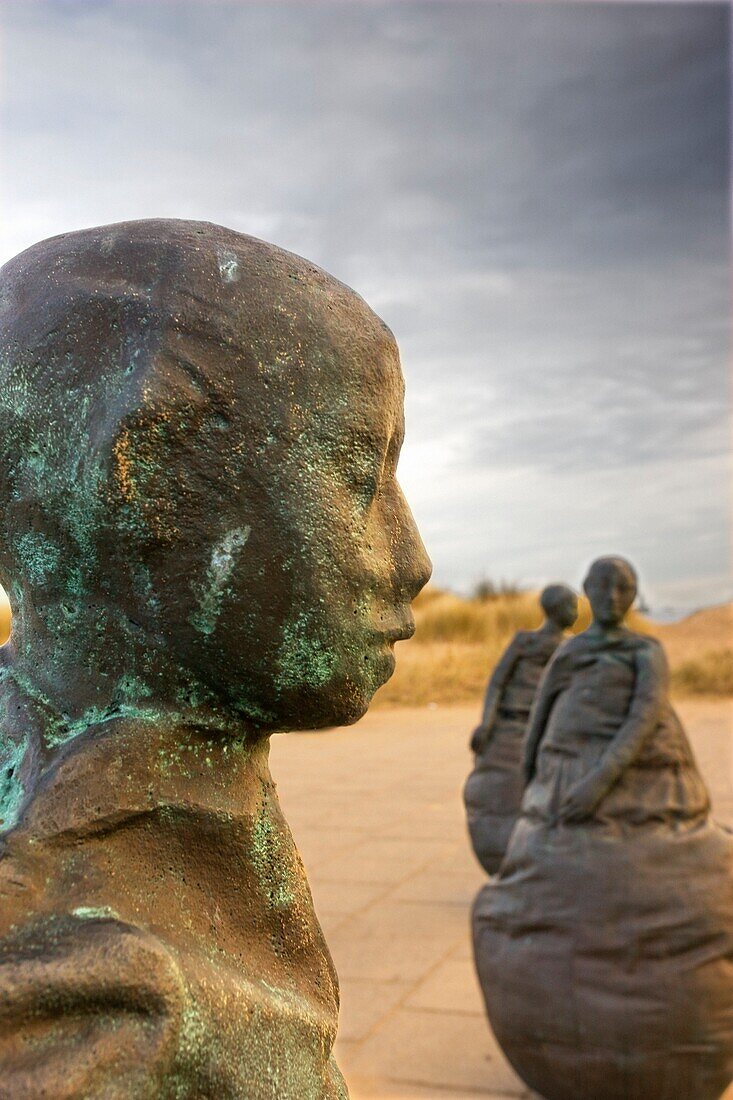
[270,699,733,1100]
[326,899,468,984]
[405,951,484,1015]
[343,1008,524,1096]
[344,1082,529,1100]
[337,979,414,1043]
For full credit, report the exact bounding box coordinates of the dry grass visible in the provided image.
[412,588,542,644]
[373,586,732,708]
[655,603,733,665]
[671,649,733,697]
[657,603,733,699]
[375,642,500,708]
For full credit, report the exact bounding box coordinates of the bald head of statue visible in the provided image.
[539,584,578,631]
[0,220,431,750]
[583,555,638,629]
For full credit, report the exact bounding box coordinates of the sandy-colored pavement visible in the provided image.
[270,699,733,1100]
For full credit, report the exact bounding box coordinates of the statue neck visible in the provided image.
[586,620,630,642]
[0,634,258,759]
[537,620,563,638]
[0,705,266,846]
[0,646,264,839]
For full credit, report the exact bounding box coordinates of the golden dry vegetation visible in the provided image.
[373,587,733,708]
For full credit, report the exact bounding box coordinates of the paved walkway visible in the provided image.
[270,700,733,1100]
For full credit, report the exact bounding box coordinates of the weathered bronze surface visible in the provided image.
[0,220,431,1099]
[473,557,733,1100]
[464,585,577,874]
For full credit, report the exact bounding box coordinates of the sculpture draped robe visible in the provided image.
[464,629,561,874]
[473,629,733,1100]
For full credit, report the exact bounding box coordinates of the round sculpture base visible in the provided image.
[464,716,526,875]
[473,817,733,1100]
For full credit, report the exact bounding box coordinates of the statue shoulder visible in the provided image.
[551,634,584,659]
[627,631,667,663]
[0,911,185,1098]
[512,630,534,652]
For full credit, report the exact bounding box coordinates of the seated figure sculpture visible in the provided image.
[0,220,431,1100]
[464,584,577,874]
[473,556,733,1100]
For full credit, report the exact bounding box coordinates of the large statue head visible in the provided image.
[0,220,431,743]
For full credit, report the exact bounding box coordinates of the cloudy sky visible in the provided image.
[0,1,729,611]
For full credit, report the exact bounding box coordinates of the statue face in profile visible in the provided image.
[181,316,429,730]
[0,219,432,741]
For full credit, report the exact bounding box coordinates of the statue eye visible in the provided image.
[342,448,382,508]
[356,472,379,507]
[334,431,391,509]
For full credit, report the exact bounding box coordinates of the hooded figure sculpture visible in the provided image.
[464,583,577,874]
[0,220,431,1099]
[473,556,733,1100]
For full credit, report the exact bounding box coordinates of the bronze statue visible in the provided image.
[464,584,577,874]
[473,556,733,1100]
[0,220,431,1099]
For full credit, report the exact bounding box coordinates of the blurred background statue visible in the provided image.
[473,556,733,1100]
[464,584,577,873]
[0,220,430,1099]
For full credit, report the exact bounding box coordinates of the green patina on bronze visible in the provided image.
[0,220,430,1099]
[14,532,60,587]
[250,788,298,914]
[276,612,338,693]
[0,731,28,830]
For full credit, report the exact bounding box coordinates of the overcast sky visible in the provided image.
[0,1,730,611]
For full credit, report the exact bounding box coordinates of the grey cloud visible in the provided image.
[0,1,729,608]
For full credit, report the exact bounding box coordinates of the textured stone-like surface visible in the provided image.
[464,633,558,874]
[464,586,577,874]
[0,220,430,1098]
[473,559,733,1100]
